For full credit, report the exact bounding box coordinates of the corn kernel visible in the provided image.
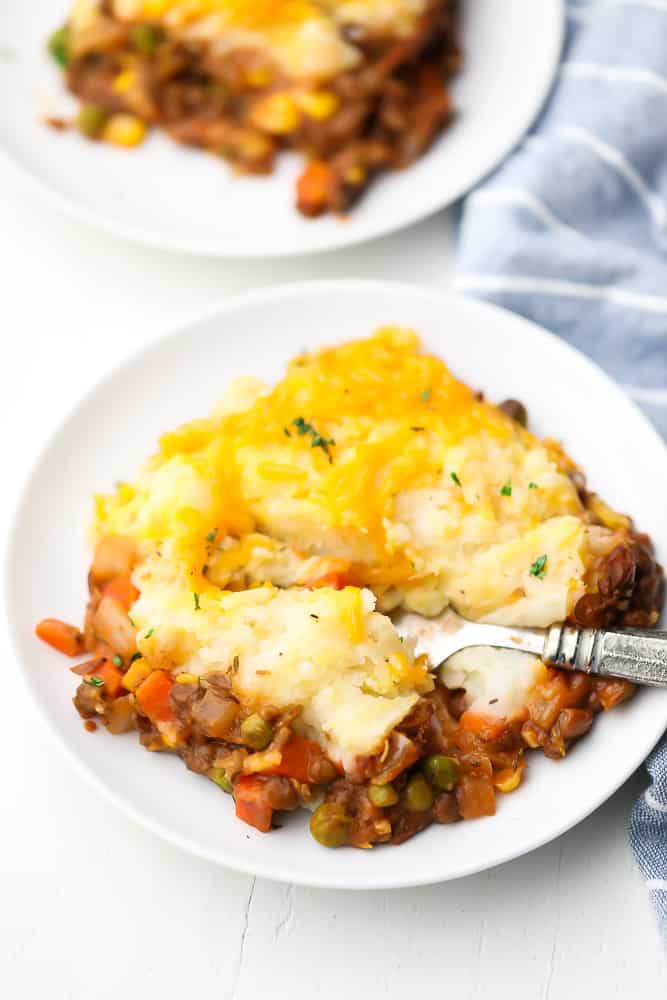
[242,749,282,774]
[250,93,300,135]
[494,768,523,793]
[344,164,366,185]
[122,659,152,692]
[103,113,147,148]
[296,90,339,120]
[245,66,273,89]
[175,672,199,684]
[112,69,136,95]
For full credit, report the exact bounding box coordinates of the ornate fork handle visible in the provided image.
[544,625,667,687]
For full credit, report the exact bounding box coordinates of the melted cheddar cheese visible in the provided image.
[96,328,593,627]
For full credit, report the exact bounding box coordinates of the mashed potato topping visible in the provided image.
[96,328,591,627]
[442,648,547,721]
[131,556,432,759]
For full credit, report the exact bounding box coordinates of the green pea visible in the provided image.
[423,755,459,792]
[129,23,163,55]
[368,783,399,808]
[404,773,434,812]
[310,803,352,847]
[47,26,70,67]
[207,82,228,102]
[239,713,274,750]
[210,768,232,794]
[76,104,109,139]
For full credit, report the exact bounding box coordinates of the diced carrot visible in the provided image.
[459,711,508,742]
[135,670,175,723]
[267,738,322,783]
[35,618,85,657]
[102,573,139,610]
[296,160,332,217]
[90,659,125,699]
[234,775,273,833]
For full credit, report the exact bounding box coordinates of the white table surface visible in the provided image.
[1,157,665,1000]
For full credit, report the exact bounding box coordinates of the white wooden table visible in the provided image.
[1,159,665,999]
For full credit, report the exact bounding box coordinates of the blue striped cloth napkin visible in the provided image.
[455,0,667,938]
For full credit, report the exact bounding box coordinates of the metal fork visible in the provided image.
[392,608,667,687]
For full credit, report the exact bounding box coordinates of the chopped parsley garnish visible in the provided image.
[112,655,123,668]
[84,675,104,688]
[529,554,548,579]
[421,388,431,403]
[450,471,462,487]
[292,417,335,462]
[500,480,512,497]
[130,651,143,663]
[193,592,201,611]
[144,628,154,639]
[293,416,316,436]
[528,481,539,490]
[205,528,217,543]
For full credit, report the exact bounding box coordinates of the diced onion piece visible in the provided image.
[296,90,339,120]
[93,596,137,658]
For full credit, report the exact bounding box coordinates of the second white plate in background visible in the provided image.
[0,0,564,256]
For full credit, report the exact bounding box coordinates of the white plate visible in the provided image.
[0,0,564,257]
[6,280,667,889]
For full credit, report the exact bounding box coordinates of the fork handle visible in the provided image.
[544,625,667,687]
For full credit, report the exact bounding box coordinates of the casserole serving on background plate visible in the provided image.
[48,0,461,217]
[0,1,564,255]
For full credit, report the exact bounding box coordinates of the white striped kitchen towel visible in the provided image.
[455,0,667,939]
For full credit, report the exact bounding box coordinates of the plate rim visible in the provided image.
[0,0,565,258]
[4,277,666,889]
